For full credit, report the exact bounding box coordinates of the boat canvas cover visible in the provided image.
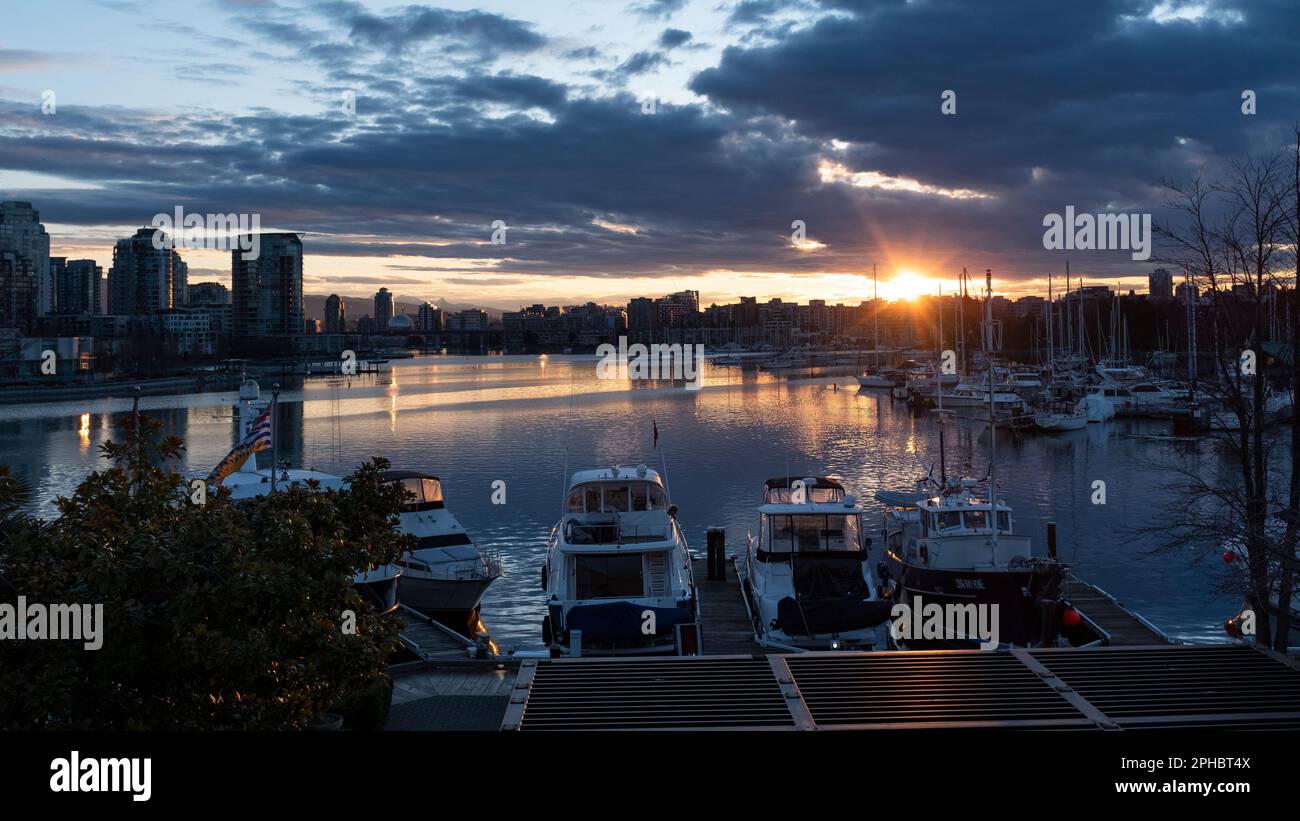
[564,601,692,642]
[874,489,929,507]
[775,556,892,635]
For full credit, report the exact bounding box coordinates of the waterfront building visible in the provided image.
[374,288,394,331]
[187,281,229,306]
[0,201,51,319]
[0,250,38,330]
[56,259,103,315]
[109,228,187,314]
[230,232,303,346]
[324,294,346,333]
[446,308,489,331]
[416,301,442,333]
[1149,268,1173,300]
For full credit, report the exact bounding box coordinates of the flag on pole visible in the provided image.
[653,418,659,448]
[207,406,273,485]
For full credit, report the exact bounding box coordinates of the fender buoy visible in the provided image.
[541,615,553,646]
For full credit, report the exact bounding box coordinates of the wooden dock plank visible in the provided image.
[692,556,772,656]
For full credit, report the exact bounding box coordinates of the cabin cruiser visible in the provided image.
[874,478,1071,648]
[937,383,1025,412]
[222,468,403,616]
[739,477,892,651]
[381,470,501,616]
[541,465,697,656]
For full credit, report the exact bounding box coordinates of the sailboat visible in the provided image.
[858,264,897,387]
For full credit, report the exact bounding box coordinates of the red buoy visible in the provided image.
[1223,551,1236,564]
[1062,607,1081,628]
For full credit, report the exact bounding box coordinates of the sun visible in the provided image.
[877,269,934,301]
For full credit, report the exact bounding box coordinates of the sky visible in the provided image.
[2,0,1298,310]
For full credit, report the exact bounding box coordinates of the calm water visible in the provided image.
[0,355,1239,647]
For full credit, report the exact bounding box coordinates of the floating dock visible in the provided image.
[1061,573,1170,646]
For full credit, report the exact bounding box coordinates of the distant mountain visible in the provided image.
[302,293,505,321]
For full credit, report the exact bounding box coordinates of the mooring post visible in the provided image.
[1047,521,1057,559]
[707,527,725,580]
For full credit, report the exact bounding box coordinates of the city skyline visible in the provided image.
[4,2,1299,306]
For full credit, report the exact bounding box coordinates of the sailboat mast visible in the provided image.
[937,283,944,413]
[873,263,879,370]
[985,269,999,562]
[1047,270,1054,369]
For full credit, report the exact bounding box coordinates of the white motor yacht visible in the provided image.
[381,470,501,616]
[540,465,697,656]
[739,476,891,651]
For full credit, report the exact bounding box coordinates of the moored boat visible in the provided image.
[540,465,697,656]
[739,476,892,651]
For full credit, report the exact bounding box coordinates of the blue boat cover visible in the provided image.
[564,601,692,642]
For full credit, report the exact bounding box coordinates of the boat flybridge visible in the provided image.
[874,477,1073,648]
[740,477,893,651]
[541,465,697,656]
[380,470,502,617]
[222,468,403,617]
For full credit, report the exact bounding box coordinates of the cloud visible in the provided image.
[632,0,687,19]
[658,28,693,49]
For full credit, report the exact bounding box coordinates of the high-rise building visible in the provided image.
[1176,281,1199,304]
[0,201,51,318]
[1148,268,1173,300]
[231,233,304,340]
[416,301,442,332]
[324,294,346,333]
[374,288,394,331]
[187,281,229,306]
[58,259,103,315]
[627,297,655,331]
[109,227,186,314]
[0,250,38,330]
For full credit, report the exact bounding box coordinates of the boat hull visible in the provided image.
[399,574,496,614]
[880,554,1067,648]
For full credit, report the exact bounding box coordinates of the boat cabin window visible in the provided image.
[765,484,844,504]
[933,511,963,531]
[764,513,860,552]
[566,482,667,513]
[574,554,644,599]
[956,509,1011,532]
[395,477,443,511]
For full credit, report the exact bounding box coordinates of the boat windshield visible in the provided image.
[764,484,844,504]
[766,513,860,552]
[396,477,443,511]
[565,482,667,514]
[932,509,1011,532]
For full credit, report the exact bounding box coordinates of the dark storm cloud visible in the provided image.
[6,0,1300,294]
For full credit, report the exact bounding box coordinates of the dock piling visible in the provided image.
[707,527,726,581]
[1047,522,1057,560]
